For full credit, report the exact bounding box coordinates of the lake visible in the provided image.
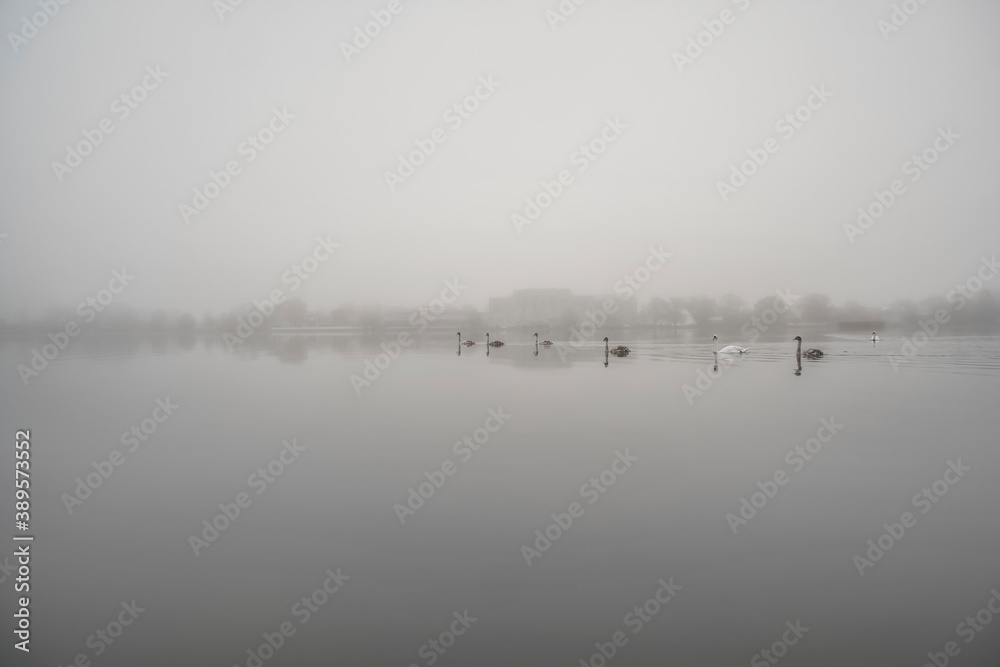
[3,331,999,666]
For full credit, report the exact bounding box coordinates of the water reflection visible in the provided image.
[275,337,309,364]
[18,330,1000,377]
[3,330,1000,666]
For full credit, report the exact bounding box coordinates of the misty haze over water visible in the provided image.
[2,1,1000,666]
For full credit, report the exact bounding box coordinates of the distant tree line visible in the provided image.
[2,290,997,334]
[637,291,999,332]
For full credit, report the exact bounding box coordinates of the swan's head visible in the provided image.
[712,335,718,341]
[602,337,609,342]
[533,333,538,337]
[793,336,802,341]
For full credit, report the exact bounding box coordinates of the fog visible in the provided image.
[1,0,999,320]
[5,5,1000,665]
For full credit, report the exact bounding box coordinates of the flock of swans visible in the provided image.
[458,332,631,356]
[456,331,885,361]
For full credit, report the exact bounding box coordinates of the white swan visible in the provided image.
[713,335,748,355]
[871,331,879,342]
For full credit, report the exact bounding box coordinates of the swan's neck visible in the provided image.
[796,339,802,354]
[605,340,609,351]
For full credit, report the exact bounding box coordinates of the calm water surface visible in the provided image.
[2,332,999,666]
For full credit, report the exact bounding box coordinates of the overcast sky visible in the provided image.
[1,0,998,318]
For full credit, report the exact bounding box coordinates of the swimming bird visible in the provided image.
[533,333,553,346]
[794,336,823,358]
[871,331,879,342]
[486,333,504,347]
[603,337,630,356]
[714,335,749,355]
[457,332,475,346]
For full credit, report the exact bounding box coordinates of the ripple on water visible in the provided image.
[610,336,1000,376]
